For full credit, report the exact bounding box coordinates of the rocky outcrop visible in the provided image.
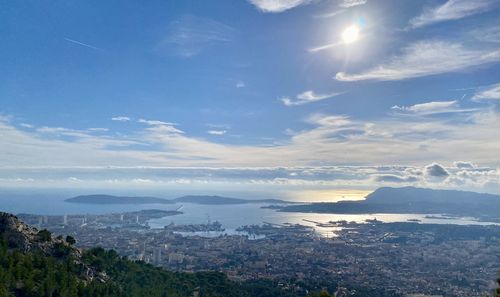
[0,212,107,283]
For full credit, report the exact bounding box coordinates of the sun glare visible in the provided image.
[342,25,360,44]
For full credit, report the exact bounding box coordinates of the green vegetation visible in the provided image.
[0,238,297,297]
[0,239,107,297]
[81,247,296,297]
[37,229,51,242]
[65,236,76,246]
[307,290,331,297]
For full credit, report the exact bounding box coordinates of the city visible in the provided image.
[18,211,500,297]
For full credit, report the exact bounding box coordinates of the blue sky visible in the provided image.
[1,0,500,200]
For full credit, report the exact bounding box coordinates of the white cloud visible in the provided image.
[473,25,500,43]
[281,90,344,106]
[236,81,246,88]
[247,0,312,13]
[39,127,68,133]
[313,0,365,19]
[157,15,235,57]
[208,130,227,135]
[207,123,231,129]
[391,100,476,115]
[138,119,177,126]
[144,123,184,135]
[0,115,13,122]
[373,174,418,183]
[392,101,457,113]
[454,161,476,169]
[335,41,500,81]
[20,123,33,128]
[111,116,131,122]
[409,0,498,28]
[425,163,450,178]
[472,83,500,100]
[88,128,109,132]
[297,90,339,101]
[131,178,155,184]
[314,9,345,19]
[67,177,83,182]
[339,0,366,8]
[307,114,351,127]
[280,97,294,106]
[34,126,112,138]
[0,121,145,169]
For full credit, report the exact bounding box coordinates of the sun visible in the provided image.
[341,25,360,44]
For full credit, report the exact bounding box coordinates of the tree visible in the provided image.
[308,290,332,297]
[66,235,76,245]
[37,229,51,242]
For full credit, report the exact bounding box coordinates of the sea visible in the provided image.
[1,190,498,238]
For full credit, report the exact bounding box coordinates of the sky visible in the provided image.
[1,0,500,201]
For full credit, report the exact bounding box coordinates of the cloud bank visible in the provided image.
[2,163,499,197]
[2,105,500,194]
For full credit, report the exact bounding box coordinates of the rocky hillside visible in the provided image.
[1,212,69,252]
[0,212,107,283]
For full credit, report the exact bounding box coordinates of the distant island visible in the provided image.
[278,186,500,221]
[172,195,294,205]
[66,194,174,204]
[66,194,295,205]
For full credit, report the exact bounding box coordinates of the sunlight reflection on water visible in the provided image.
[147,203,499,238]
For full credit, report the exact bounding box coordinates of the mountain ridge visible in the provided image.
[365,186,500,204]
[279,186,500,221]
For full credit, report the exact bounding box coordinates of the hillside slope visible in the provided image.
[0,212,296,297]
[365,186,500,205]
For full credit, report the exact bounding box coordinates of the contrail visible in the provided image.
[64,37,102,51]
